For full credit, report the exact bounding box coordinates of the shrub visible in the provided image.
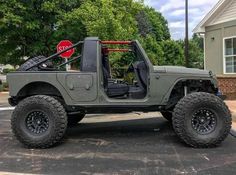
[3,68,15,74]
[0,80,2,92]
[0,82,9,92]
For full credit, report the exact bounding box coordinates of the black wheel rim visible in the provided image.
[191,109,217,135]
[25,111,49,135]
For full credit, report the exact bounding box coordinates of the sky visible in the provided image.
[145,0,219,40]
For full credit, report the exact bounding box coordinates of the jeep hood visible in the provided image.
[153,66,211,76]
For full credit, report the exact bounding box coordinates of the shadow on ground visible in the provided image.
[0,111,236,175]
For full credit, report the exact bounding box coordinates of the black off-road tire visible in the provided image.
[11,95,67,148]
[173,92,232,148]
[18,56,48,71]
[67,113,85,127]
[161,112,173,122]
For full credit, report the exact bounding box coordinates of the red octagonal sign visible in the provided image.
[57,40,75,58]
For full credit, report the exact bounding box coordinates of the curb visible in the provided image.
[230,122,236,137]
[0,107,15,111]
[231,112,236,122]
[0,91,9,94]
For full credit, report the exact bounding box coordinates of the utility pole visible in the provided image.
[185,0,189,67]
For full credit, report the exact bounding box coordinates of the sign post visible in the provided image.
[57,40,75,71]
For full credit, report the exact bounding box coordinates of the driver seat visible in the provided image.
[129,61,148,99]
[102,51,129,98]
[133,61,148,89]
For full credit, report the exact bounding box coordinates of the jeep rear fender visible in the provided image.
[17,82,62,97]
[7,73,74,105]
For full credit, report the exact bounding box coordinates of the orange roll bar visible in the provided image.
[101,41,132,45]
[107,48,130,52]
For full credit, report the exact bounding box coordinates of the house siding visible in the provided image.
[205,28,222,75]
[211,0,236,25]
[205,19,236,76]
[205,20,236,98]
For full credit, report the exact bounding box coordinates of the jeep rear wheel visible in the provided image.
[172,92,232,148]
[67,113,85,127]
[11,95,67,148]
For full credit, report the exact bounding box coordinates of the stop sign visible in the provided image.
[57,40,75,58]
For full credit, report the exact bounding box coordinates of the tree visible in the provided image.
[161,40,185,66]
[178,35,204,69]
[0,0,180,69]
[61,0,142,40]
[138,35,164,65]
[144,7,170,41]
[192,33,204,50]
[0,0,83,66]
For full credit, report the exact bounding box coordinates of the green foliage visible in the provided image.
[161,40,185,66]
[0,80,2,92]
[178,35,204,69]
[188,40,204,69]
[61,0,141,40]
[110,52,135,78]
[0,0,203,70]
[2,68,16,74]
[192,33,204,50]
[138,35,164,65]
[0,81,8,92]
[143,7,170,41]
[0,0,82,66]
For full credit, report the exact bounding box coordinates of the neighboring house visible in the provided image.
[194,0,236,99]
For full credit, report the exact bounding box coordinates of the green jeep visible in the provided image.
[7,37,231,148]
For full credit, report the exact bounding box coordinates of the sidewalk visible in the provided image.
[225,101,236,122]
[0,92,9,106]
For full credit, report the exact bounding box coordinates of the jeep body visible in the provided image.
[7,37,219,114]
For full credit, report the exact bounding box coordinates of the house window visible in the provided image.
[225,37,236,73]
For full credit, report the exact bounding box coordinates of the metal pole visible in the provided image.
[185,0,189,68]
[65,58,69,71]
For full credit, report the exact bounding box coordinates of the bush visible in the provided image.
[0,80,2,92]
[0,82,9,92]
[3,82,8,91]
[3,68,15,74]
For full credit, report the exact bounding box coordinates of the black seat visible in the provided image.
[133,61,148,90]
[129,61,148,99]
[102,50,129,98]
[106,82,129,98]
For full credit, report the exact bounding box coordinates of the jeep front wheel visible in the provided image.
[172,92,231,148]
[11,95,67,148]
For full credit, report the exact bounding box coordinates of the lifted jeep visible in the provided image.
[7,37,231,148]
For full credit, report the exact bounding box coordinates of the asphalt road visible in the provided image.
[0,110,236,175]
